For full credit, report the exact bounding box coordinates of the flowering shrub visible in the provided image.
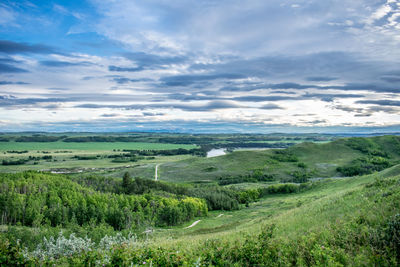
[25,231,136,263]
[29,232,94,260]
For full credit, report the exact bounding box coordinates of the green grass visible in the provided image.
[157,135,400,183]
[0,141,197,152]
[148,163,400,252]
[2,136,400,265]
[0,142,197,173]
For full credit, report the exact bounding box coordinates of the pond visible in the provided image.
[206,148,226,158]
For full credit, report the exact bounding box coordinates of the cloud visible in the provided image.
[76,100,243,112]
[0,95,72,107]
[380,76,400,83]
[306,76,337,82]
[108,65,144,72]
[259,103,284,110]
[160,73,245,87]
[40,60,92,67]
[367,105,399,114]
[356,100,400,107]
[231,95,299,102]
[0,81,29,85]
[1,1,400,132]
[111,77,153,84]
[0,40,56,54]
[354,113,372,117]
[304,92,364,102]
[47,87,70,91]
[0,62,27,73]
[123,52,187,68]
[142,112,165,116]
[100,113,120,117]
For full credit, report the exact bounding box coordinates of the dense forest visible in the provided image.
[0,172,207,230]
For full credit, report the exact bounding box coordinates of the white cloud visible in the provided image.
[0,5,16,26]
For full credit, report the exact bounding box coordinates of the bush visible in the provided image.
[337,156,391,176]
[260,183,299,196]
[271,150,298,162]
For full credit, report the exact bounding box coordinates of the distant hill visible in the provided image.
[158,135,400,183]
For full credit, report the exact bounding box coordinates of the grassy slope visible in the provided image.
[2,138,400,265]
[145,164,400,265]
[158,135,400,183]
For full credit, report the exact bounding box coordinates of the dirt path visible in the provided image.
[155,164,160,181]
[185,220,201,229]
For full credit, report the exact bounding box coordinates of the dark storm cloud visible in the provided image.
[0,40,56,54]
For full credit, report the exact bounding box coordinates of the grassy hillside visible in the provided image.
[2,164,400,265]
[1,135,400,266]
[158,135,400,183]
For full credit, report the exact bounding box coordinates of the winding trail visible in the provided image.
[185,220,201,229]
[155,164,160,181]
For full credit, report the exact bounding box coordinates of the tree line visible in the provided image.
[0,172,207,230]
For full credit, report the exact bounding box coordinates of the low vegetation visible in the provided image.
[1,134,400,266]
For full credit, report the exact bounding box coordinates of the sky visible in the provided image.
[0,0,400,133]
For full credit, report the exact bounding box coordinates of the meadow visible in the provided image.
[0,133,399,266]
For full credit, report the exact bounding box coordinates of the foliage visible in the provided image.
[271,149,299,162]
[218,172,275,185]
[337,156,391,176]
[260,183,300,195]
[0,172,207,230]
[2,158,28,165]
[189,187,240,211]
[15,135,65,142]
[6,170,398,266]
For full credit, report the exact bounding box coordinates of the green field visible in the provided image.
[0,141,197,151]
[1,134,400,265]
[152,135,400,182]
